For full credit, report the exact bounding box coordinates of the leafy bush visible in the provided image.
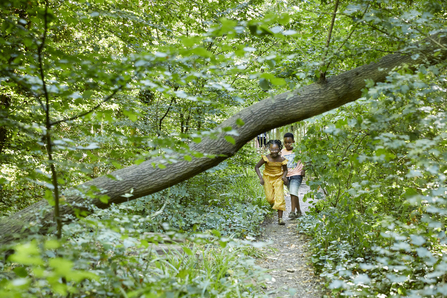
[297,63,447,296]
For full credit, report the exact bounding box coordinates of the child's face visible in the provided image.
[269,144,280,157]
[284,137,294,151]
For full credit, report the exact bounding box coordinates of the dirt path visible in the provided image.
[256,182,327,297]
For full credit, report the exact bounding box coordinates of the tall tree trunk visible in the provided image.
[0,95,11,155]
[0,33,446,246]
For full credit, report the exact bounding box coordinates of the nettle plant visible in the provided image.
[298,62,447,296]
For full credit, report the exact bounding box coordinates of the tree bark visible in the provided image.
[1,33,446,246]
[0,94,11,155]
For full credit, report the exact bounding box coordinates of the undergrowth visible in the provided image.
[1,146,274,297]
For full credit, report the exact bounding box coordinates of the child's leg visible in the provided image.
[286,177,296,213]
[278,210,283,218]
[289,175,303,214]
[277,210,285,225]
[272,178,286,225]
[290,195,296,213]
[291,195,300,213]
[272,178,286,211]
[263,175,275,206]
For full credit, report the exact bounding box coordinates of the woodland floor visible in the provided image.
[256,182,329,297]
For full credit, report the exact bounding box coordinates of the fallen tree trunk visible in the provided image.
[1,33,446,246]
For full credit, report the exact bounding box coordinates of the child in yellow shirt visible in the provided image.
[255,140,288,225]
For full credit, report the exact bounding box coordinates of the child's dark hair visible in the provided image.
[266,139,283,150]
[284,132,294,140]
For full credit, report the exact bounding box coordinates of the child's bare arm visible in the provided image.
[282,164,288,185]
[255,158,266,185]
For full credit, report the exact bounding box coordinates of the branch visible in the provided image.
[50,86,123,126]
[402,22,447,51]
[325,4,371,71]
[38,0,62,239]
[37,1,49,114]
[319,0,340,82]
[363,22,403,42]
[1,32,446,245]
[230,41,278,87]
[336,132,360,167]
[159,95,176,132]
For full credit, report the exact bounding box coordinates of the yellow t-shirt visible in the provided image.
[262,155,288,177]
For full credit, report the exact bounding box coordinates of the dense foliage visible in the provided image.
[299,56,447,295]
[1,0,447,296]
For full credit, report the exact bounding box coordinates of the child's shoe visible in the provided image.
[278,218,285,225]
[288,212,297,219]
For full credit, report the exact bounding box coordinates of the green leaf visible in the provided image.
[192,47,211,57]
[123,109,138,122]
[236,118,245,126]
[225,136,235,145]
[410,235,426,246]
[44,239,60,250]
[67,270,99,283]
[260,73,275,80]
[45,189,55,206]
[99,195,110,204]
[223,126,232,132]
[192,152,204,158]
[401,84,409,93]
[182,246,193,256]
[278,13,290,25]
[103,110,114,122]
[259,78,270,90]
[177,269,189,278]
[112,161,122,169]
[271,78,286,86]
[184,155,192,162]
[14,267,28,278]
[10,242,44,266]
[49,257,73,275]
[135,158,145,165]
[106,174,117,180]
[181,36,201,47]
[83,90,94,99]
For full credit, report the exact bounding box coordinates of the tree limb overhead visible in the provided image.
[1,33,446,246]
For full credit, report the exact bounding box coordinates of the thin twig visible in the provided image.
[363,22,402,41]
[159,94,177,132]
[325,4,371,71]
[407,25,447,51]
[319,0,340,82]
[50,86,123,126]
[230,41,278,87]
